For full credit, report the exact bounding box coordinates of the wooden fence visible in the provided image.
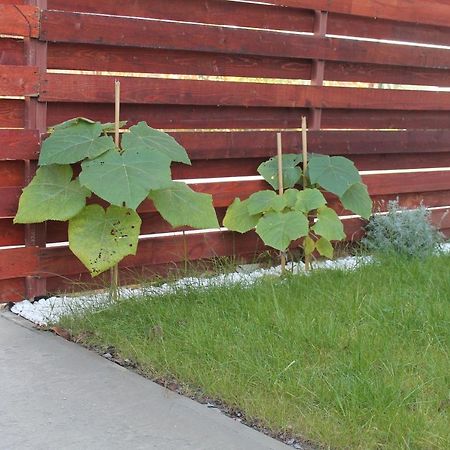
[1,0,449,301]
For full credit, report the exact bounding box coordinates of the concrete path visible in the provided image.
[0,312,288,450]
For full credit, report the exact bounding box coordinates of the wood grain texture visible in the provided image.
[41,74,450,111]
[328,12,450,47]
[0,218,24,246]
[0,65,39,96]
[0,246,38,280]
[41,10,450,72]
[265,0,450,28]
[0,99,25,128]
[47,0,314,32]
[0,5,39,38]
[0,278,26,302]
[0,130,39,160]
[0,38,25,65]
[47,43,313,80]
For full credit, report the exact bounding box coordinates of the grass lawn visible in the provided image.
[60,254,450,449]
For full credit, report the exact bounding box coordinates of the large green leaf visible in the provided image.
[14,165,90,224]
[257,154,302,190]
[308,155,361,197]
[256,211,309,251]
[316,237,334,259]
[148,182,219,229]
[122,121,190,165]
[39,120,114,165]
[312,206,346,241]
[247,190,281,215]
[79,148,172,210]
[283,189,299,208]
[304,236,316,256]
[295,188,327,213]
[341,183,372,219]
[223,198,261,233]
[69,205,141,276]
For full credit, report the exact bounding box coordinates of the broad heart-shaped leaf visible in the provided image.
[79,148,172,210]
[256,211,309,251]
[295,188,327,213]
[283,189,299,208]
[69,205,141,277]
[304,236,316,256]
[316,237,334,259]
[122,121,191,165]
[247,190,282,215]
[148,182,219,229]
[312,206,346,241]
[308,155,361,197]
[341,182,373,219]
[258,154,302,190]
[39,121,115,165]
[223,198,261,233]
[14,165,90,224]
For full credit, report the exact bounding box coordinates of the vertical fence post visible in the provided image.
[24,0,48,299]
[310,11,328,130]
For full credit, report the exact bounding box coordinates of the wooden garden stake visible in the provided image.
[110,80,121,300]
[301,116,311,272]
[277,132,286,273]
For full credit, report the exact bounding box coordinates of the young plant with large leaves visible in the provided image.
[224,152,372,260]
[15,118,218,276]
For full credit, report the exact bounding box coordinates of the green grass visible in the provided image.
[60,254,450,449]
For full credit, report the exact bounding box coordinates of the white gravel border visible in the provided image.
[10,244,450,326]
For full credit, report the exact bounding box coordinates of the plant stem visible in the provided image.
[277,132,286,273]
[301,116,311,272]
[110,80,121,300]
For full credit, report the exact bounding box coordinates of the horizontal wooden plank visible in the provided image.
[328,12,450,48]
[326,62,450,88]
[0,38,25,65]
[0,186,21,218]
[0,99,24,128]
[265,0,450,29]
[0,5,39,38]
[170,130,450,160]
[0,246,38,280]
[47,102,450,131]
[47,43,312,80]
[47,0,314,32]
[47,103,312,130]
[0,161,24,187]
[41,11,450,72]
[0,218,24,246]
[0,129,40,160]
[41,74,450,111]
[0,278,26,302]
[322,109,450,130]
[0,65,39,96]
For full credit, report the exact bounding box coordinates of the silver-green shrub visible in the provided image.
[362,200,444,257]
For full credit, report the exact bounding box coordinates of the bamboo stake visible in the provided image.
[301,116,311,272]
[277,132,286,273]
[110,80,121,300]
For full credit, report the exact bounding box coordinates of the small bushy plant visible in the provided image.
[362,200,444,257]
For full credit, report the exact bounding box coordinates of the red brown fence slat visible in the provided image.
[0,4,39,37]
[0,65,39,96]
[41,74,450,111]
[265,0,450,28]
[0,39,25,65]
[0,130,40,160]
[41,11,450,73]
[47,0,314,31]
